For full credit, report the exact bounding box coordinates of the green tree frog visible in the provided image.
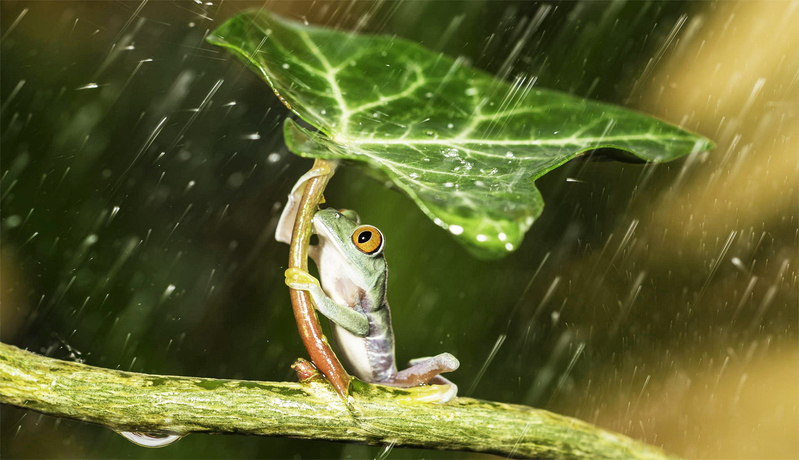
[276,166,459,402]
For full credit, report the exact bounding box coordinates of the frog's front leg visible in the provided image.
[284,268,369,337]
[275,163,333,244]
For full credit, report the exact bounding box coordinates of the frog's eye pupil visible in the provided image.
[351,225,383,255]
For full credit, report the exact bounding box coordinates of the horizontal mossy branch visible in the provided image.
[0,342,672,459]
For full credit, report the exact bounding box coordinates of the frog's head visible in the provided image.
[313,208,387,284]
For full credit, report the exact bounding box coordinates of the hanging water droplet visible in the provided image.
[449,225,464,235]
[117,431,184,448]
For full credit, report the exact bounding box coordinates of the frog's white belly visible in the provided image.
[330,310,397,383]
[331,324,376,381]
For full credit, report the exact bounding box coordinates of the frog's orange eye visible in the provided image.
[351,225,383,255]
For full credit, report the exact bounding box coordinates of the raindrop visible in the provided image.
[242,133,261,140]
[161,284,176,303]
[504,243,514,251]
[465,88,478,96]
[4,215,22,228]
[449,225,464,235]
[267,153,281,163]
[376,440,397,460]
[282,63,290,69]
[476,234,488,242]
[227,172,244,188]
[731,257,750,274]
[76,83,99,90]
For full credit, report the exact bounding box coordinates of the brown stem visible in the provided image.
[288,159,350,396]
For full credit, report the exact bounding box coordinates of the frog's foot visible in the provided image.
[284,268,321,292]
[291,358,321,382]
[118,431,183,448]
[275,163,334,244]
[382,353,460,403]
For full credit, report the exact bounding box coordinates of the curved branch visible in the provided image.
[0,343,673,459]
[287,159,350,396]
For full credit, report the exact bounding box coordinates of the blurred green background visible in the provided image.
[1,1,796,458]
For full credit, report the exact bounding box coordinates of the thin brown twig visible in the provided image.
[287,159,351,396]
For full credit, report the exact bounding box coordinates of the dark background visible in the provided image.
[1,1,796,458]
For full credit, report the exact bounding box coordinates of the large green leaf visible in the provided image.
[208,10,713,259]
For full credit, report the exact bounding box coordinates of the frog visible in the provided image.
[275,166,459,402]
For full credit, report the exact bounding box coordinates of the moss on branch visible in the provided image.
[0,342,673,459]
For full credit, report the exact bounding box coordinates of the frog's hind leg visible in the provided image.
[407,357,456,386]
[384,353,459,387]
[382,353,459,403]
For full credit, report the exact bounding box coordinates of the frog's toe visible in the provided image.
[284,268,320,290]
[435,383,458,404]
[391,381,459,404]
[436,353,460,372]
[290,163,332,194]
